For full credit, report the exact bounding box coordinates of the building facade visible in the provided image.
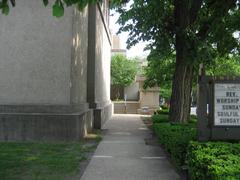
[0,1,112,142]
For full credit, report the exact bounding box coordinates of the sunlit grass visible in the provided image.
[0,141,98,180]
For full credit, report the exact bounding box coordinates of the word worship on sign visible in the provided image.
[214,83,240,126]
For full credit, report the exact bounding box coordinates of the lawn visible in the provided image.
[0,141,98,180]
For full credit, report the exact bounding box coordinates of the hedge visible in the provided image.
[155,106,169,115]
[187,141,240,180]
[152,113,240,179]
[152,114,169,123]
[153,122,197,167]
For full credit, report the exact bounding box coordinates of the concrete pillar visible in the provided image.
[87,4,112,129]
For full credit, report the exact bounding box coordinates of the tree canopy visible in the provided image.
[0,0,98,17]
[111,54,138,87]
[116,0,240,122]
[0,0,128,17]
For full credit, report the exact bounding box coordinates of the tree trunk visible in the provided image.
[169,63,193,122]
[183,65,193,122]
[169,0,195,123]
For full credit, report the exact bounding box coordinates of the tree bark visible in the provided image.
[169,0,195,123]
[169,63,193,122]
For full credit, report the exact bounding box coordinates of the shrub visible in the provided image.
[153,122,197,168]
[188,114,197,125]
[152,113,240,179]
[160,105,169,110]
[155,108,169,115]
[152,114,169,123]
[187,141,240,180]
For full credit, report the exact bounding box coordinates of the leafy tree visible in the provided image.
[206,55,240,76]
[116,0,240,122]
[0,0,127,17]
[143,51,174,104]
[111,54,138,87]
[144,51,175,89]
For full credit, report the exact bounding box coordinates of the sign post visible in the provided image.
[197,68,240,141]
[214,83,240,126]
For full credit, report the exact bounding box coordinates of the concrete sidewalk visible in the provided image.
[80,114,184,180]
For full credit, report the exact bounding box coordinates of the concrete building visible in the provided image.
[0,1,112,142]
[111,35,127,56]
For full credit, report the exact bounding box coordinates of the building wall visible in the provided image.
[87,4,112,128]
[112,35,121,49]
[95,6,111,103]
[124,82,139,101]
[70,8,89,104]
[0,1,73,105]
[0,1,112,141]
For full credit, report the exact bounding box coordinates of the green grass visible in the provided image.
[0,142,96,180]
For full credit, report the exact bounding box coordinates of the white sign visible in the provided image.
[214,83,240,126]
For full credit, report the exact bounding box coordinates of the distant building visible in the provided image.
[110,35,150,101]
[111,35,127,56]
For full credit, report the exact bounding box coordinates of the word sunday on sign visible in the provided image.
[214,83,240,126]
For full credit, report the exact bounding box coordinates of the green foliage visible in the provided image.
[117,0,240,122]
[152,113,240,178]
[160,88,172,101]
[0,0,10,15]
[154,106,169,115]
[153,122,197,168]
[152,114,169,123]
[160,105,169,110]
[207,56,240,76]
[117,0,240,64]
[187,141,240,180]
[189,114,197,124]
[110,0,129,9]
[111,54,138,87]
[143,52,175,89]
[0,0,99,17]
[43,0,49,6]
[53,0,64,17]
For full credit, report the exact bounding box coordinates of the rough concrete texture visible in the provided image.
[0,1,73,104]
[124,82,140,101]
[0,109,93,142]
[93,103,112,129]
[113,101,140,114]
[80,114,184,180]
[70,8,89,104]
[0,1,112,141]
[87,4,112,128]
[95,4,111,103]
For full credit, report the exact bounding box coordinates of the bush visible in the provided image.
[155,108,169,115]
[152,112,240,179]
[188,114,197,125]
[153,122,197,168]
[160,105,169,110]
[187,141,240,180]
[152,114,169,123]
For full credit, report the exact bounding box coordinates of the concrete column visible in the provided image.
[87,5,97,108]
[87,4,112,128]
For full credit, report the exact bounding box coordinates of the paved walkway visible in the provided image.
[80,114,184,180]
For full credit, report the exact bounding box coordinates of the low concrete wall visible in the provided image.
[94,102,112,129]
[0,108,93,142]
[113,101,140,114]
[124,82,139,101]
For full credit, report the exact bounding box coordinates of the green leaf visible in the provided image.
[63,0,72,6]
[2,4,9,15]
[43,0,49,6]
[52,1,64,17]
[77,0,88,11]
